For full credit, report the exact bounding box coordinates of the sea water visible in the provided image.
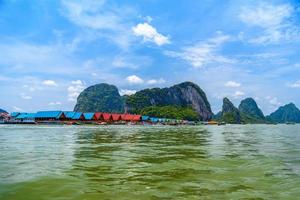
[0,124,299,199]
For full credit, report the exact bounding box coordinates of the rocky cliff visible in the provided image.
[220,97,242,124]
[74,83,124,113]
[266,103,300,123]
[239,98,265,119]
[125,82,213,120]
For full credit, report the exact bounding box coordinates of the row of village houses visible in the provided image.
[7,111,191,125]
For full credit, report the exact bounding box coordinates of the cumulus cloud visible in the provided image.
[132,22,170,46]
[119,89,137,96]
[165,34,234,68]
[112,56,138,69]
[239,2,299,44]
[232,91,245,98]
[266,96,282,107]
[48,102,62,106]
[225,81,241,88]
[42,80,58,87]
[147,78,166,85]
[20,93,32,100]
[287,80,300,88]
[126,75,144,84]
[61,0,119,30]
[68,80,85,101]
[61,0,136,49]
[12,106,24,112]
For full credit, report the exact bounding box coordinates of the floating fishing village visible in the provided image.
[0,111,210,125]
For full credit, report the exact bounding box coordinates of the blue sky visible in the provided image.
[0,0,300,114]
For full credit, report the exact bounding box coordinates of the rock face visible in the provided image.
[125,82,213,120]
[74,83,124,113]
[0,108,7,113]
[267,103,300,123]
[239,98,264,119]
[221,97,241,124]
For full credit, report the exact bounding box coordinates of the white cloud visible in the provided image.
[20,93,32,100]
[61,0,135,49]
[23,84,36,92]
[71,80,83,85]
[112,56,138,69]
[232,91,245,98]
[267,96,282,107]
[61,0,119,30]
[126,75,144,84]
[48,102,62,106]
[165,34,234,68]
[225,81,241,88]
[119,89,137,96]
[287,80,300,88]
[239,2,299,44]
[42,80,58,87]
[147,78,166,85]
[68,80,85,101]
[132,22,170,46]
[12,106,24,112]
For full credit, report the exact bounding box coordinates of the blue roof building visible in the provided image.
[72,112,84,120]
[11,112,21,118]
[83,113,95,120]
[150,117,159,123]
[142,116,150,121]
[64,111,76,119]
[35,111,65,120]
[16,113,36,121]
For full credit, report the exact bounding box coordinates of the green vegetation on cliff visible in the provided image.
[125,81,213,120]
[139,106,199,121]
[266,103,300,123]
[220,97,242,124]
[215,97,270,124]
[239,98,265,119]
[74,83,124,113]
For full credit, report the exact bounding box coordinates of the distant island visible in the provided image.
[74,81,300,124]
[0,108,7,113]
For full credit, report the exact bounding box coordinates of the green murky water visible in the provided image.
[0,125,299,199]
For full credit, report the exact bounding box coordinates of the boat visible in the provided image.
[218,122,226,126]
[286,122,296,125]
[205,121,218,125]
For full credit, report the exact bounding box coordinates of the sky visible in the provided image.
[0,0,300,114]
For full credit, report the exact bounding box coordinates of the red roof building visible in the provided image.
[102,113,112,121]
[94,112,104,120]
[111,114,122,121]
[121,114,141,121]
[132,115,141,121]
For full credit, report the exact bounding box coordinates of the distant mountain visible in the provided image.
[220,97,242,124]
[266,103,300,123]
[0,108,7,113]
[238,98,267,123]
[74,81,213,120]
[125,81,213,120]
[74,83,124,113]
[239,98,264,119]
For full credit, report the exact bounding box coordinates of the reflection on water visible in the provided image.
[0,125,300,199]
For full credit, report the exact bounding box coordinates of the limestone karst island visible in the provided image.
[1,0,300,199]
[1,82,299,125]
